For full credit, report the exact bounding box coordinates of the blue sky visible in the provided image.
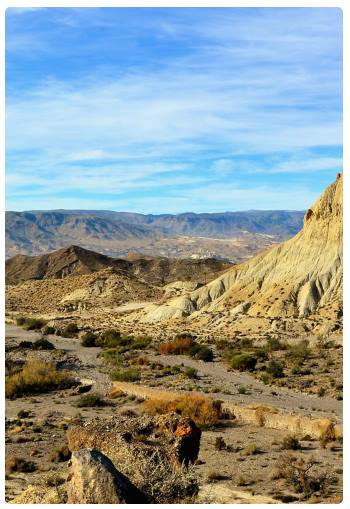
[6,7,342,213]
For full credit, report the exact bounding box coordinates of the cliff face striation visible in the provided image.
[146,174,342,322]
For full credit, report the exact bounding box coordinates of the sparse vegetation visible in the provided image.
[159,338,213,361]
[319,424,336,448]
[76,393,106,407]
[142,394,221,427]
[214,436,227,451]
[129,449,198,503]
[33,337,55,350]
[61,323,79,338]
[110,368,141,382]
[5,358,75,398]
[266,360,284,378]
[275,453,336,498]
[281,435,301,450]
[96,329,122,348]
[50,445,71,462]
[188,344,214,362]
[42,325,56,335]
[184,367,198,379]
[286,340,311,363]
[230,354,257,372]
[207,470,226,482]
[23,318,46,331]
[6,456,36,474]
[102,348,124,366]
[159,338,194,355]
[81,331,98,347]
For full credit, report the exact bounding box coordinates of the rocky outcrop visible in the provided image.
[67,448,149,504]
[145,174,342,322]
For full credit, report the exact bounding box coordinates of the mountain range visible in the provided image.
[5,175,342,337]
[6,209,304,260]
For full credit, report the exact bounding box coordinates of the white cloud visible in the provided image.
[5,7,342,212]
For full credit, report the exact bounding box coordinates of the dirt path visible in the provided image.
[5,324,111,395]
[148,353,342,420]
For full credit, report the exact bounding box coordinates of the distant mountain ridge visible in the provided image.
[6,209,304,259]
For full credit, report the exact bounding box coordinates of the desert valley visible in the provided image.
[4,174,343,504]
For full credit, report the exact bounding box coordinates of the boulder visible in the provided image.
[67,448,149,504]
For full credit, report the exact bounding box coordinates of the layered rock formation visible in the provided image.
[146,174,342,322]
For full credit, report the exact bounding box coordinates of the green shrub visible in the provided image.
[189,344,213,362]
[81,332,98,347]
[76,393,106,407]
[16,316,26,326]
[33,338,55,350]
[42,325,56,335]
[265,337,286,351]
[110,368,141,382]
[160,365,181,376]
[18,341,33,349]
[230,354,257,371]
[260,373,270,384]
[96,329,131,348]
[286,340,311,363]
[131,336,152,350]
[102,348,123,366]
[255,348,269,361]
[23,318,46,331]
[239,338,253,348]
[184,367,198,379]
[61,323,79,338]
[266,360,284,378]
[238,385,247,394]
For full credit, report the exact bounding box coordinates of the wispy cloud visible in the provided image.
[5,7,342,212]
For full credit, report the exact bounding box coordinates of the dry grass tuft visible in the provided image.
[142,393,220,427]
[159,338,194,355]
[6,456,36,474]
[5,358,75,398]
